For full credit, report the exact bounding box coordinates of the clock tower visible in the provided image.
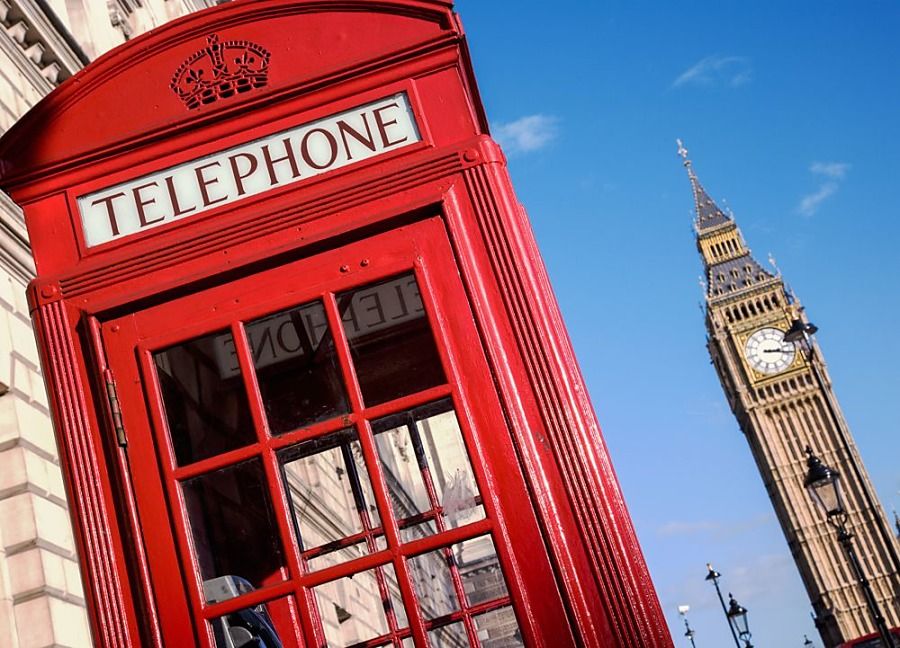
[679,142,900,647]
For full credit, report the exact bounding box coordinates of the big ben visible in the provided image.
[678,142,900,646]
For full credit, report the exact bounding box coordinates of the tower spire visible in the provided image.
[678,142,774,298]
[675,139,733,232]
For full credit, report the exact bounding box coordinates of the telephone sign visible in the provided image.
[0,2,670,647]
[79,93,420,246]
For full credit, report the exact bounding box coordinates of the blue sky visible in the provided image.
[456,1,900,645]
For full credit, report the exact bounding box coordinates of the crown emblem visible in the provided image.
[170,34,270,110]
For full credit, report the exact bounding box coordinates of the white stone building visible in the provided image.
[0,2,218,646]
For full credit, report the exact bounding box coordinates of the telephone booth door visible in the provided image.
[101,217,574,647]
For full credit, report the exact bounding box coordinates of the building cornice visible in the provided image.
[0,26,54,96]
[8,0,86,76]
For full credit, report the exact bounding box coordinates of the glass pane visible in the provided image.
[372,400,484,540]
[408,536,508,620]
[247,301,349,434]
[407,549,459,620]
[473,607,523,647]
[399,520,438,544]
[455,536,508,607]
[279,429,382,571]
[338,273,446,406]
[429,623,469,648]
[182,459,285,597]
[209,593,298,648]
[313,563,407,647]
[154,330,256,466]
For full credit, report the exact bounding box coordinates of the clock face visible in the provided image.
[744,327,796,375]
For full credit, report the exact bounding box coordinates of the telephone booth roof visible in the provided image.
[0,0,481,202]
[0,0,495,286]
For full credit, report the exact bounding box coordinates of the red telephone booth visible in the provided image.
[0,2,670,646]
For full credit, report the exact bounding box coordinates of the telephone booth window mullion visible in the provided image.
[231,318,319,648]
[323,289,430,647]
[400,415,480,647]
[333,438,405,646]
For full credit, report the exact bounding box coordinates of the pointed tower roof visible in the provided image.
[677,139,733,231]
[677,140,776,299]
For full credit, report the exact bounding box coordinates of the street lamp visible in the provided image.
[678,605,697,648]
[705,563,741,648]
[782,318,818,343]
[804,447,846,518]
[726,593,753,648]
[804,447,895,648]
[684,619,697,648]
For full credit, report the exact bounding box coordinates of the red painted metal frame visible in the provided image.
[104,219,571,646]
[0,1,671,646]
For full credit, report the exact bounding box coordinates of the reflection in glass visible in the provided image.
[407,536,508,621]
[247,301,349,434]
[313,563,407,647]
[428,623,468,648]
[338,273,446,406]
[408,548,458,619]
[182,459,285,597]
[372,399,484,540]
[154,330,255,466]
[279,430,382,571]
[455,536,508,607]
[473,607,523,647]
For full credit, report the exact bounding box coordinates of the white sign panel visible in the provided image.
[77,93,420,247]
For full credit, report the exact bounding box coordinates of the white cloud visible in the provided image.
[798,161,851,216]
[810,161,850,179]
[492,114,559,155]
[672,55,752,88]
[798,183,838,216]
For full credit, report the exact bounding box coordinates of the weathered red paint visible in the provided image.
[0,1,671,646]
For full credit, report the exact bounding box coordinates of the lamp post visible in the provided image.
[804,447,894,648]
[706,563,741,648]
[726,592,754,648]
[783,317,900,577]
[684,618,697,648]
[678,605,698,648]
